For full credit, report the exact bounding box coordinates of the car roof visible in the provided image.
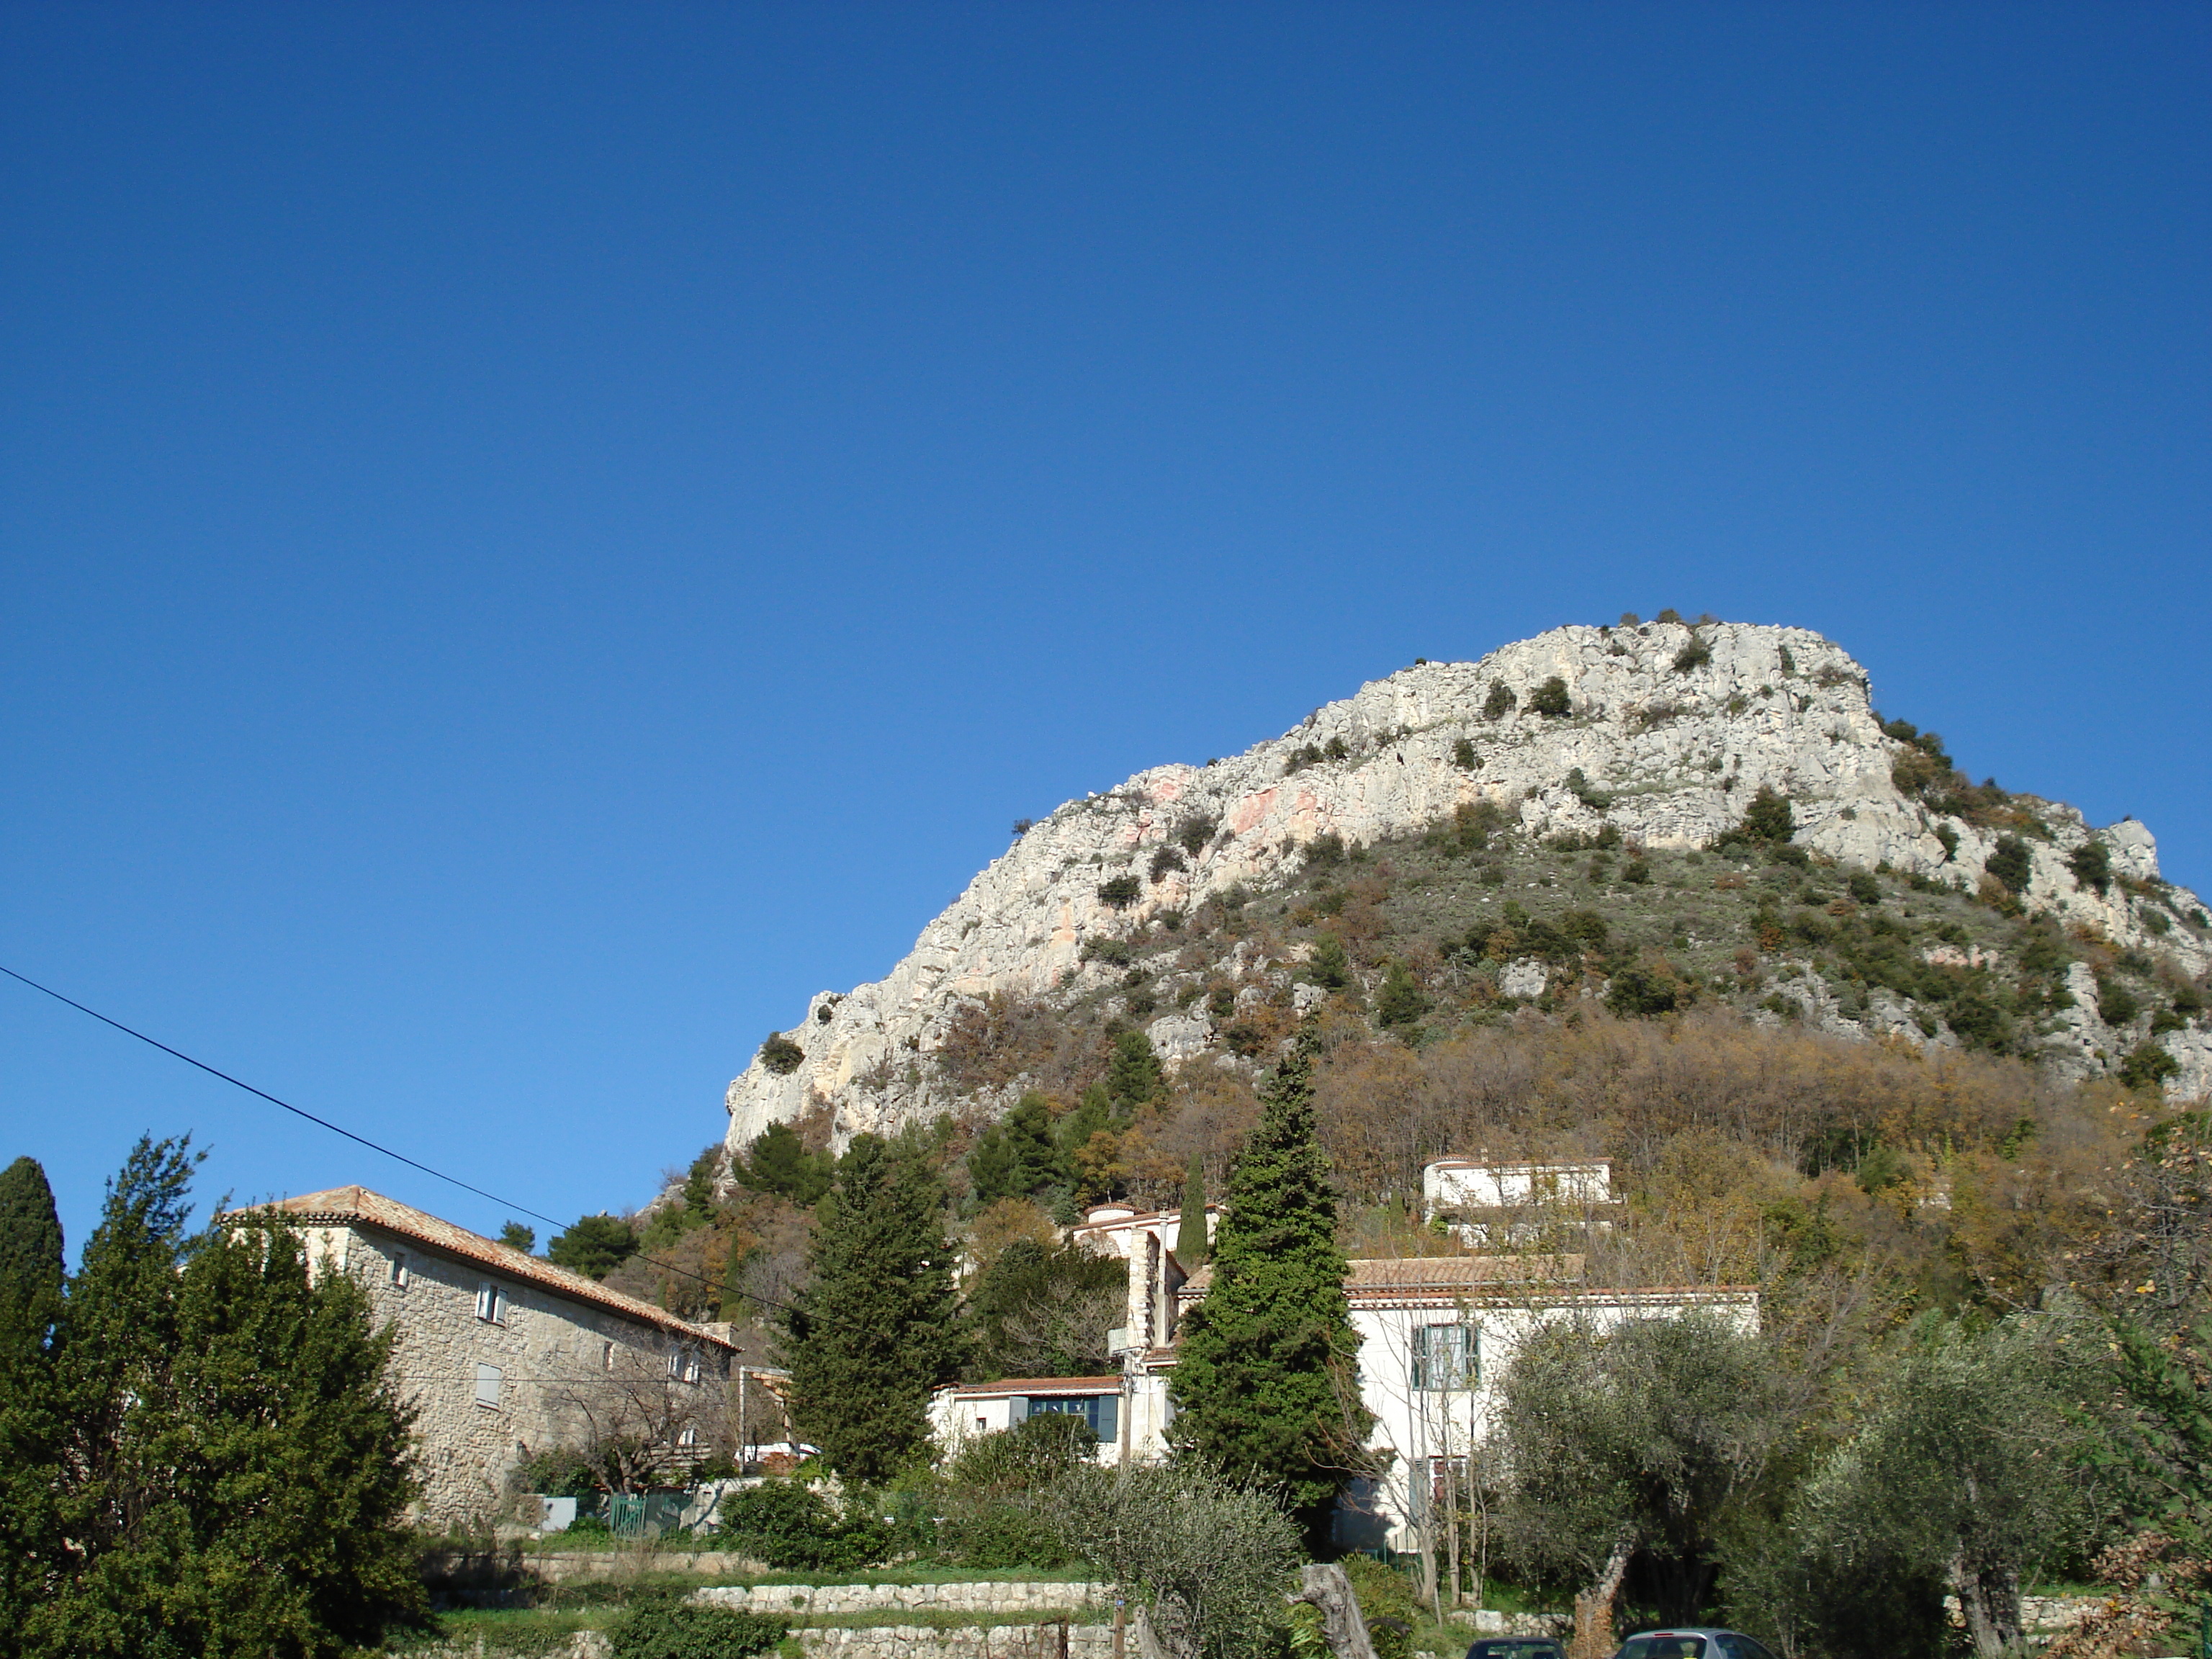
[1622,1632,1745,1642]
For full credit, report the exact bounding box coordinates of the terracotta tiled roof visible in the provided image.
[950,1375,1122,1397]
[266,1185,739,1352]
[1178,1254,1587,1300]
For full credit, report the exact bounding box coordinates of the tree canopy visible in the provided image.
[780,1133,967,1483]
[1169,1030,1372,1534]
[1,1138,423,1657]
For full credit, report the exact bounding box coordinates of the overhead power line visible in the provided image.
[0,962,801,1326]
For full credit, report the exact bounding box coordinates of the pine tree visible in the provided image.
[1170,1032,1372,1535]
[781,1134,968,1483]
[969,1092,1064,1205]
[742,1120,834,1206]
[1174,1153,1208,1269]
[1105,1030,1164,1107]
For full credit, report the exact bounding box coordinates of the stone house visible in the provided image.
[273,1186,739,1524]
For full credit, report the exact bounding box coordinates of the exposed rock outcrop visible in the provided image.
[724,621,2208,1154]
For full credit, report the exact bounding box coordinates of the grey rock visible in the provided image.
[724,622,2212,1152]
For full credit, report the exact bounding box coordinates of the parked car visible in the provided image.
[1466,1640,1567,1659]
[1615,1629,1779,1659]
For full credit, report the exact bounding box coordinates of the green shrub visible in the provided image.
[1483,681,1517,720]
[1452,737,1477,770]
[714,1480,893,1571]
[1097,874,1143,909]
[1655,607,1683,624]
[1080,935,1136,966]
[758,1032,806,1076]
[1323,735,1351,762]
[1847,872,1881,907]
[1672,634,1712,673]
[1564,767,1612,810]
[2120,1041,2180,1093]
[1743,786,1794,844]
[1622,858,1651,885]
[1339,1556,1417,1659]
[1527,676,1572,717]
[1305,933,1352,992]
[609,1595,787,1659]
[1985,836,2033,897]
[2146,908,2174,937]
[950,1410,1098,1488]
[2067,840,2111,894]
[1305,831,1346,868]
[1606,964,1691,1017]
[1282,743,1323,775]
[1149,846,1187,884]
[1176,816,1219,857]
[1375,960,1430,1030]
[2097,976,2141,1027]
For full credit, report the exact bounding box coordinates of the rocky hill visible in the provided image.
[723,619,2212,1159]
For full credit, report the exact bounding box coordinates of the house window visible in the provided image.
[678,1426,698,1449]
[603,1341,615,1372]
[1023,1393,1119,1444]
[475,1362,502,1408]
[475,1281,502,1323]
[389,1251,408,1289]
[682,1350,701,1385]
[666,1349,682,1379]
[1411,1323,1474,1390]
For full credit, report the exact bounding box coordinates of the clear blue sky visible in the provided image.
[4,4,2206,1258]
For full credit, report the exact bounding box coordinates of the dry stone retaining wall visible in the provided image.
[692,1581,1109,1617]
[792,1624,1116,1659]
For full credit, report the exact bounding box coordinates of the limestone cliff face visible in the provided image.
[724,621,2205,1151]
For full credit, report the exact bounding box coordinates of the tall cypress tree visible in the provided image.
[0,1156,64,1352]
[1174,1153,1208,1268]
[0,1157,66,1652]
[781,1133,968,1483]
[1169,1031,1372,1534]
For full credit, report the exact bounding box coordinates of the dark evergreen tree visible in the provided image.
[1105,1030,1164,1107]
[547,1212,639,1279]
[1170,1032,1372,1536]
[781,1134,967,1483]
[1986,835,2033,897]
[1174,1154,1208,1268]
[968,1092,1064,1205]
[741,1121,834,1206]
[1374,959,1431,1029]
[496,1221,536,1253]
[0,1157,66,1653]
[1305,934,1352,992]
[18,1138,423,1655]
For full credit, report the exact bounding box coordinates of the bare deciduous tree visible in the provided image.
[542,1334,727,1495]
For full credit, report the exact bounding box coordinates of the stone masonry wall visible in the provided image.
[792,1625,1117,1659]
[307,1223,729,1525]
[693,1583,1110,1617]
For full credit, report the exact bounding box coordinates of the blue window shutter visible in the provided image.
[1096,1393,1119,1443]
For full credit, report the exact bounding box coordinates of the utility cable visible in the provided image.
[0,962,805,1328]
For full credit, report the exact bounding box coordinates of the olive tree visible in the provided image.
[1492,1313,1787,1655]
[1790,1311,2103,1659]
[1049,1461,1302,1659]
